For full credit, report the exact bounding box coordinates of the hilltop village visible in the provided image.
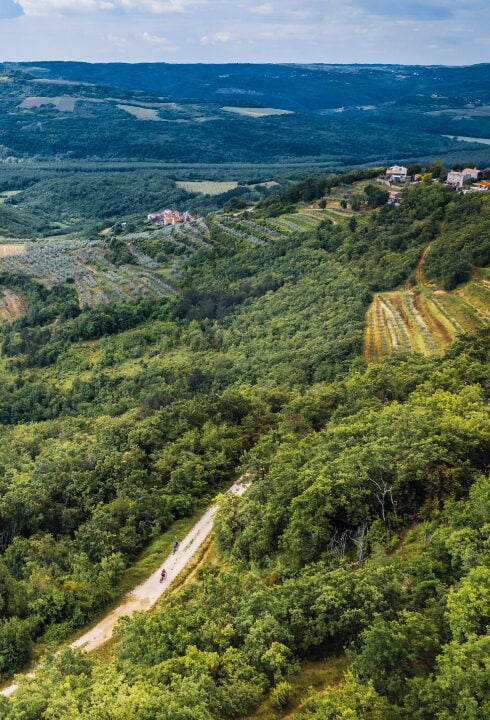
[375,163,490,205]
[380,163,489,191]
[147,209,195,226]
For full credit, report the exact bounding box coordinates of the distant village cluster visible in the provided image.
[147,209,195,226]
[379,164,489,205]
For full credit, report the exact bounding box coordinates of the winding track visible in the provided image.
[1,480,250,698]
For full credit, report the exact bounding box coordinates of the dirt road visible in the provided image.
[1,480,250,698]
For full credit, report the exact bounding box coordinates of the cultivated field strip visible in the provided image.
[378,295,412,352]
[176,221,213,249]
[365,294,407,362]
[275,217,310,232]
[364,282,488,363]
[221,216,285,241]
[210,214,322,246]
[213,221,265,246]
[404,293,436,354]
[295,212,324,228]
[422,296,460,341]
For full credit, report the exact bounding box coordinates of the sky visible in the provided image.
[0,0,488,65]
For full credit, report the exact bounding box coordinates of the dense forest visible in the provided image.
[0,173,488,719]
[0,166,266,238]
[0,62,489,167]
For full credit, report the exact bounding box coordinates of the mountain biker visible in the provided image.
[173,539,179,553]
[160,568,167,582]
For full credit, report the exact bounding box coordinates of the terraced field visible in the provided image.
[0,207,326,329]
[211,211,324,246]
[365,279,489,363]
[0,220,211,312]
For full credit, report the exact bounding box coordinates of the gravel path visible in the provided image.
[1,480,250,698]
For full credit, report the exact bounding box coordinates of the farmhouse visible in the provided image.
[445,167,482,189]
[386,165,408,182]
[148,209,195,226]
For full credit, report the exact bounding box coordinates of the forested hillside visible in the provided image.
[1,62,489,167]
[0,174,488,719]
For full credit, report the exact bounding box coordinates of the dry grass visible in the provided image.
[0,244,25,257]
[117,105,161,121]
[222,107,293,118]
[176,180,239,195]
[0,288,27,322]
[20,96,76,112]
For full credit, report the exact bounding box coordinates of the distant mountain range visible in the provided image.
[15,62,490,113]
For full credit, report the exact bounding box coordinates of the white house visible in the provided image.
[386,165,408,182]
[446,168,482,189]
[462,167,482,180]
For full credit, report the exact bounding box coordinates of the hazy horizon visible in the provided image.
[0,1,489,66]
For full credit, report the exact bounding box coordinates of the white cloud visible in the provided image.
[19,0,197,15]
[249,3,274,14]
[106,32,128,47]
[200,31,231,45]
[140,31,175,47]
[1,0,488,64]
[0,0,23,18]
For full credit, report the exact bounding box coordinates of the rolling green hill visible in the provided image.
[0,62,488,167]
[0,171,488,719]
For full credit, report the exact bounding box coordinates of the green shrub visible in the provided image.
[270,681,292,709]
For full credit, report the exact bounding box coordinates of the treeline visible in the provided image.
[254,167,383,216]
[12,173,192,223]
[2,170,275,237]
[0,204,52,238]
